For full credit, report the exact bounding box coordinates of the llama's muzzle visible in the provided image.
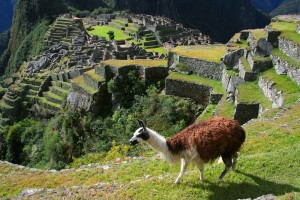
[129,139,139,146]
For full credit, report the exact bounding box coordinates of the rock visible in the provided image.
[297,25,300,34]
[49,44,68,53]
[19,188,45,197]
[223,49,245,69]
[59,49,68,56]
[32,56,50,73]
[72,36,86,45]
[253,38,273,57]
[254,194,276,200]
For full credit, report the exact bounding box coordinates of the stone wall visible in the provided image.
[247,55,272,73]
[238,59,257,81]
[165,79,211,106]
[271,54,300,86]
[278,37,300,63]
[223,49,245,69]
[173,56,223,81]
[234,103,259,125]
[222,69,245,94]
[258,76,284,108]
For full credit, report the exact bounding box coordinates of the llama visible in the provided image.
[129,117,246,184]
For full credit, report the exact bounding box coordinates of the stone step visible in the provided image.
[43,91,64,105]
[271,48,300,86]
[38,97,61,112]
[50,86,69,96]
[24,95,36,102]
[20,83,40,91]
[143,40,158,47]
[83,69,105,91]
[3,95,21,107]
[72,75,98,97]
[28,89,38,96]
[247,54,272,73]
[238,57,257,81]
[258,68,300,108]
[0,101,18,117]
[22,78,43,86]
[234,81,272,124]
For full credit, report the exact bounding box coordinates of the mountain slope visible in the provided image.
[251,0,284,13]
[0,0,67,75]
[270,0,300,16]
[114,0,270,42]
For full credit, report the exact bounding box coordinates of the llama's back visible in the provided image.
[166,117,246,162]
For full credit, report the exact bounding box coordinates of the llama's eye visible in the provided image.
[137,132,149,140]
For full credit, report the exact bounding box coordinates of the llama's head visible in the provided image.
[129,120,150,146]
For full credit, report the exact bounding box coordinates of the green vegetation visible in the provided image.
[88,26,131,40]
[6,20,49,75]
[249,29,267,41]
[172,45,226,63]
[0,85,200,172]
[145,47,169,54]
[1,100,300,198]
[197,104,217,122]
[167,72,225,94]
[240,57,252,72]
[227,32,249,50]
[102,59,168,68]
[72,76,98,94]
[272,48,300,69]
[271,20,300,45]
[226,69,239,77]
[261,68,300,106]
[237,81,272,109]
[214,95,235,118]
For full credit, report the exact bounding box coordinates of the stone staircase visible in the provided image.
[37,81,71,113]
[44,17,83,46]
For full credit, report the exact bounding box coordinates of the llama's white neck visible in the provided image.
[145,128,180,163]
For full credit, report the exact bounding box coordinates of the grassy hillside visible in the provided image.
[1,100,300,199]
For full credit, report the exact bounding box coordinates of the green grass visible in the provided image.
[145,47,169,54]
[237,81,272,109]
[167,72,225,94]
[214,95,235,118]
[102,59,168,68]
[227,33,249,50]
[226,69,239,77]
[39,97,61,108]
[85,69,105,82]
[249,29,267,41]
[261,68,300,106]
[271,21,300,46]
[72,76,98,94]
[2,100,300,198]
[87,26,131,41]
[172,45,226,64]
[197,104,217,122]
[272,48,300,69]
[240,57,252,72]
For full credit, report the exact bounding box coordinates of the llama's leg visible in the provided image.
[194,160,205,181]
[174,158,188,184]
[217,155,232,183]
[232,152,239,171]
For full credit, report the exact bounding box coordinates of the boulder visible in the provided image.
[223,49,245,69]
[49,44,68,53]
[32,56,50,73]
[252,38,273,57]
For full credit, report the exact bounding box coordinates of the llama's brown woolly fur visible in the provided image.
[166,117,245,162]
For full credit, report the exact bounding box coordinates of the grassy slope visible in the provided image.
[102,59,168,67]
[271,21,300,45]
[1,101,300,199]
[172,45,226,64]
[88,26,131,41]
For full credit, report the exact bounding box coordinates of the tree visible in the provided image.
[107,31,115,40]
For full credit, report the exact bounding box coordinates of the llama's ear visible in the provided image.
[138,120,146,130]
